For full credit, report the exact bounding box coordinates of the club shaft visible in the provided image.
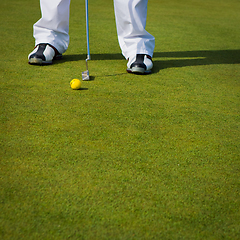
[85,0,90,60]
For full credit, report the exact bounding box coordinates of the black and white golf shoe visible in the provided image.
[127,54,153,74]
[28,43,62,65]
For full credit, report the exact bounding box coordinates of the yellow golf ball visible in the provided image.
[70,79,81,90]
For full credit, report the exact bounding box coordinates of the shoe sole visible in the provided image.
[28,54,63,65]
[127,67,151,75]
[28,57,52,65]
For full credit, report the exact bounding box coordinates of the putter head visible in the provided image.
[82,70,90,81]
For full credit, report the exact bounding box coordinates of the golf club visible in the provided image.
[82,0,90,81]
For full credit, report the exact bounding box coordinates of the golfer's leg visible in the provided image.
[113,0,155,59]
[33,0,71,54]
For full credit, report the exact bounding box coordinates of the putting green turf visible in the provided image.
[0,0,240,239]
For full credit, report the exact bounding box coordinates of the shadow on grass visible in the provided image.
[152,49,240,73]
[58,53,124,62]
[58,49,240,73]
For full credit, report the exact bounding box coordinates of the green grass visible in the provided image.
[0,0,240,239]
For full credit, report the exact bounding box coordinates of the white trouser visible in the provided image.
[33,0,155,59]
[114,0,155,58]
